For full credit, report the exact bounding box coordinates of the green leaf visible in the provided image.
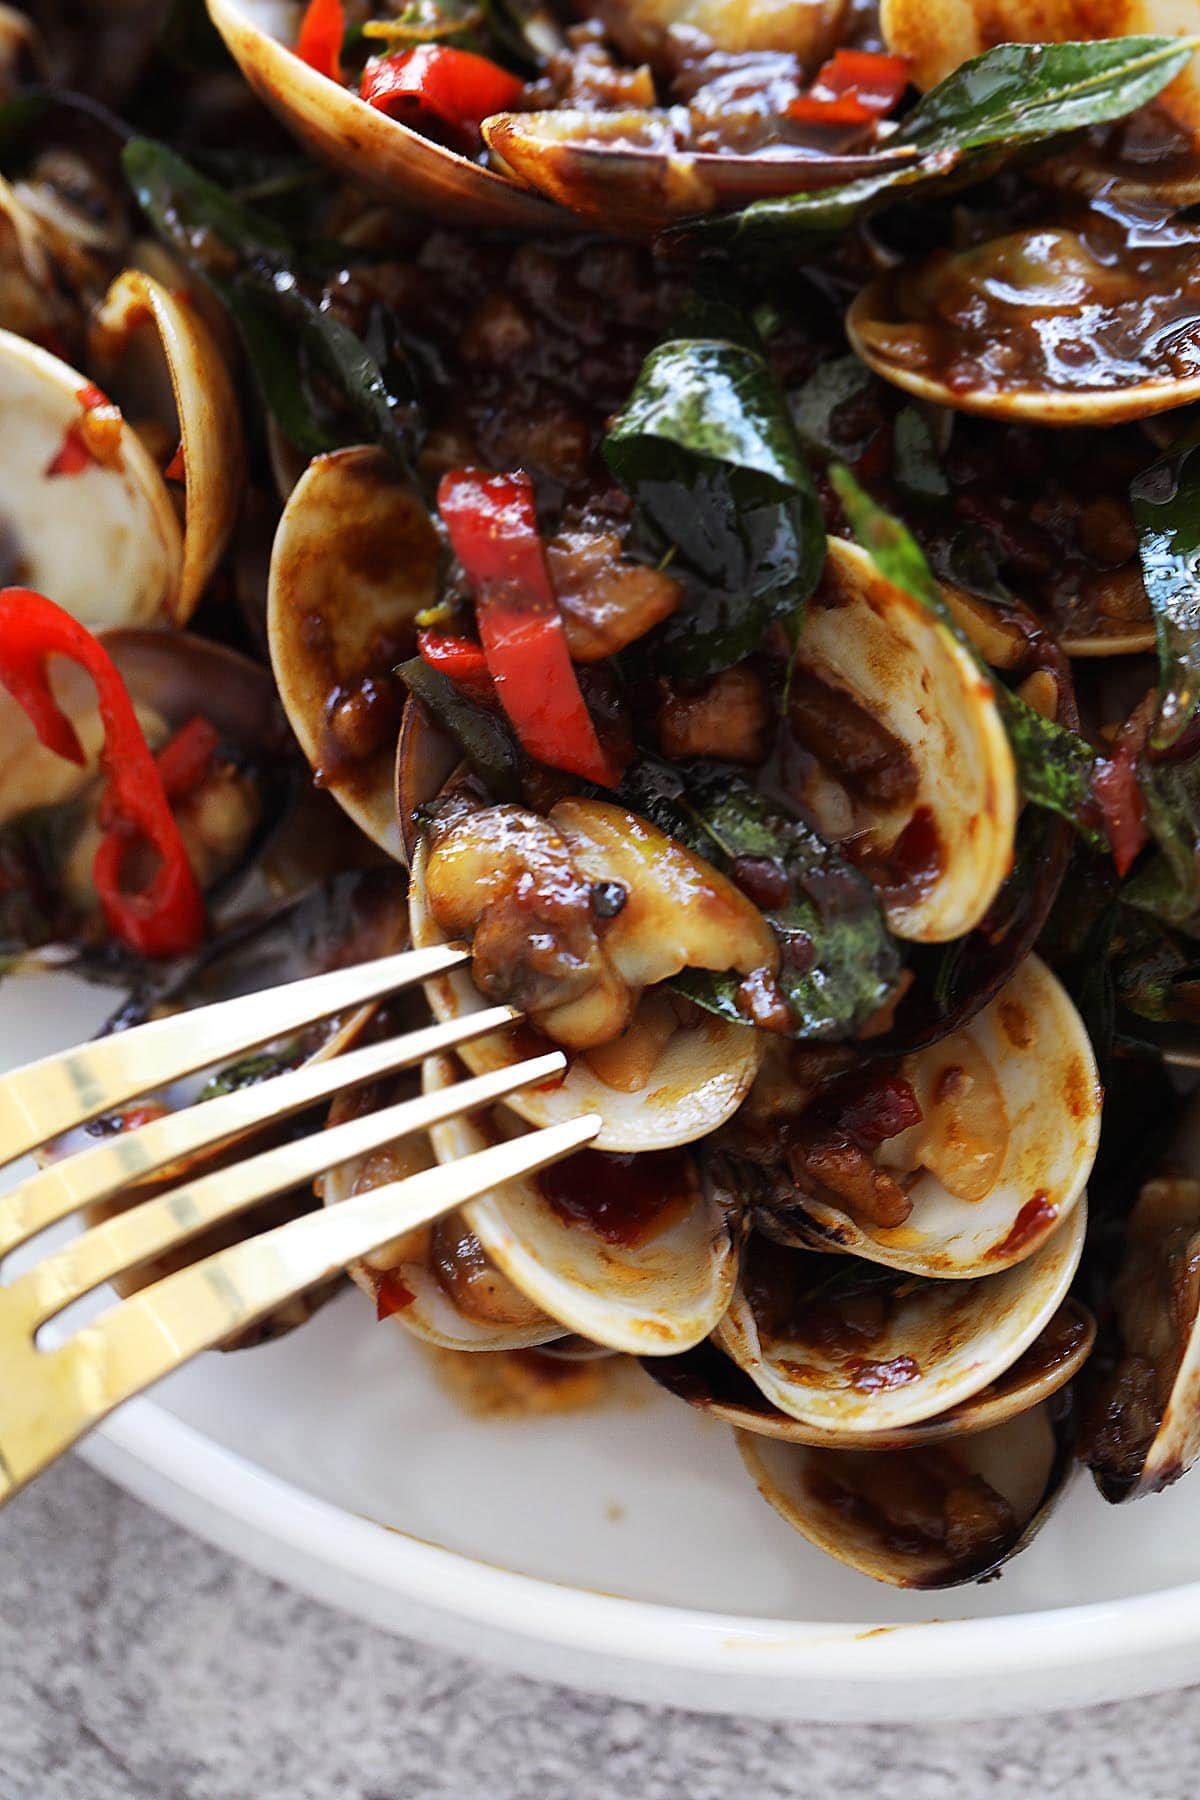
[829,463,1108,848]
[620,757,902,1038]
[1131,427,1200,751]
[787,353,878,463]
[122,139,417,469]
[705,35,1196,239]
[603,303,825,676]
[1132,749,1200,928]
[892,407,949,502]
[396,658,522,801]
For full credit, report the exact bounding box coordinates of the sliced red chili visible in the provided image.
[163,441,186,483]
[295,0,345,81]
[155,716,220,803]
[437,469,627,786]
[0,589,207,957]
[361,45,523,147]
[788,48,910,127]
[1092,743,1149,877]
[416,629,498,709]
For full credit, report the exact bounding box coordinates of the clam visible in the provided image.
[646,1297,1095,1448]
[322,1071,565,1352]
[777,956,1101,1278]
[268,445,439,858]
[0,327,182,627]
[847,222,1200,426]
[407,797,769,1152]
[482,111,914,235]
[206,0,563,231]
[0,630,293,946]
[88,269,245,625]
[737,1397,1074,1587]
[790,537,1018,944]
[420,1051,738,1352]
[1081,1099,1200,1501]
[712,1208,1085,1434]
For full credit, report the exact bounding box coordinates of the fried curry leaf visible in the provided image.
[620,757,902,1038]
[830,464,1108,849]
[1132,429,1200,751]
[704,35,1195,239]
[603,302,824,676]
[1128,750,1200,932]
[396,658,522,801]
[122,139,418,467]
[787,353,879,464]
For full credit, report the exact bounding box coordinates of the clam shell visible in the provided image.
[268,446,439,857]
[645,1298,1095,1448]
[713,1206,1085,1434]
[1082,1100,1200,1501]
[483,109,913,235]
[422,1051,738,1353]
[322,1074,564,1352]
[207,0,564,231]
[792,956,1101,1277]
[737,1396,1074,1587]
[0,326,182,626]
[408,833,765,1152]
[800,538,1017,943]
[847,276,1200,427]
[89,269,244,625]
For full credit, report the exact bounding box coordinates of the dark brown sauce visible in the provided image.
[537,1146,698,1246]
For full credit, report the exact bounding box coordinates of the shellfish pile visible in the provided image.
[4,0,1200,1587]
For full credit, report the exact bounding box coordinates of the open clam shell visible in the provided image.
[1081,1099,1200,1501]
[847,256,1200,428]
[0,326,182,626]
[408,832,766,1153]
[268,446,439,857]
[796,538,1017,944]
[421,1051,738,1353]
[713,1208,1086,1435]
[737,1396,1074,1587]
[206,0,564,231]
[646,1298,1095,1449]
[791,956,1101,1277]
[322,1072,564,1352]
[88,269,244,625]
[483,110,915,235]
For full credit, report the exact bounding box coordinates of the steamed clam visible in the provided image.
[738,1399,1074,1587]
[268,446,439,857]
[790,537,1018,944]
[755,956,1101,1278]
[848,214,1200,427]
[713,1206,1086,1433]
[408,790,771,1151]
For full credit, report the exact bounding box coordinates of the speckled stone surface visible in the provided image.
[3,1456,1199,1800]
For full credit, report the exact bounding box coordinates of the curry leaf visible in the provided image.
[830,464,1108,848]
[122,139,418,468]
[1132,429,1200,750]
[396,658,521,801]
[603,303,825,676]
[1130,750,1200,931]
[705,35,1196,239]
[620,757,902,1038]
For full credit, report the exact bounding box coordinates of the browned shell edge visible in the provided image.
[207,0,570,232]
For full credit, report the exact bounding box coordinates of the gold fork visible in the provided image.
[0,942,599,1504]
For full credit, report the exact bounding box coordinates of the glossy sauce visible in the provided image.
[537,1145,698,1246]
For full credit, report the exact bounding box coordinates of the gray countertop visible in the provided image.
[3,1456,1198,1800]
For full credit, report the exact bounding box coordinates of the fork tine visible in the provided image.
[12,1050,566,1329]
[0,1003,519,1261]
[5,1111,600,1496]
[0,942,469,1168]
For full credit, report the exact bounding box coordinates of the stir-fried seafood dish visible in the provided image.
[6,0,1200,1588]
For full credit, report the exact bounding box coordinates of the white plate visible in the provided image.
[7,968,1200,1721]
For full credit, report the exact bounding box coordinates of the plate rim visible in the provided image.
[79,1394,1200,1690]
